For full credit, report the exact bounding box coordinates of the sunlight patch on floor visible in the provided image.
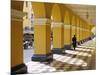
[65,50,92,57]
[53,54,87,67]
[26,61,56,73]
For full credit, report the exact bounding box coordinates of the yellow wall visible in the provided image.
[52,4,64,48]
[64,11,71,45]
[32,2,46,18]
[32,2,52,55]
[23,1,33,28]
[11,1,23,11]
[71,15,76,38]
[11,20,23,67]
[53,25,64,48]
[82,22,85,39]
[34,24,51,54]
[51,4,62,22]
[64,26,71,45]
[79,21,82,41]
[76,18,80,41]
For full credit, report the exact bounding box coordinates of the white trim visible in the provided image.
[11,9,26,21]
[87,29,90,32]
[82,28,85,31]
[84,29,89,31]
[83,29,86,31]
[34,18,50,25]
[64,25,71,29]
[80,28,83,31]
[51,22,63,27]
[80,28,89,31]
[11,18,23,22]
[72,25,76,29]
[77,27,80,30]
[51,22,63,25]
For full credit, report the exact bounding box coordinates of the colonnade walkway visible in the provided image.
[24,37,96,74]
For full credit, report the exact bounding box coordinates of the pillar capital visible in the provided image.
[52,22,64,54]
[77,27,80,30]
[51,22,63,27]
[80,27,83,31]
[11,9,27,73]
[34,18,51,25]
[64,24,70,29]
[64,24,71,49]
[51,22,63,24]
[11,9,26,21]
[32,18,53,62]
[72,25,76,29]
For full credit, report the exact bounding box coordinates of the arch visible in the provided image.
[44,3,53,19]
[76,17,80,42]
[71,14,76,38]
[64,11,70,24]
[11,1,24,67]
[63,10,72,49]
[51,4,62,22]
[23,1,33,28]
[11,1,23,11]
[31,2,53,62]
[45,3,66,22]
[71,14,76,25]
[11,1,27,74]
[32,2,46,18]
[50,4,64,54]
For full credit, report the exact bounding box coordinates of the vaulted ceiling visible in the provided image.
[66,4,96,25]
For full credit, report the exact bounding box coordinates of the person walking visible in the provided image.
[72,35,77,50]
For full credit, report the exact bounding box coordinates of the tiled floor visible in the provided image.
[24,38,96,74]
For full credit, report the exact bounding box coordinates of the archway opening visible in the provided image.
[23,1,34,63]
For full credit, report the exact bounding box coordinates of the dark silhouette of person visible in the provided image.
[72,35,77,50]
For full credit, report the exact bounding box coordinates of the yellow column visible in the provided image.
[87,24,90,38]
[64,24,71,49]
[82,22,85,42]
[88,24,91,38]
[85,23,88,41]
[71,15,77,43]
[71,15,76,44]
[11,9,27,74]
[86,24,90,41]
[76,18,80,43]
[81,22,84,43]
[64,11,71,49]
[85,23,87,42]
[52,22,64,54]
[85,23,90,41]
[88,24,92,40]
[89,25,91,38]
[31,18,53,62]
[82,22,87,42]
[79,21,83,43]
[78,19,81,44]
[31,2,53,62]
[90,25,95,37]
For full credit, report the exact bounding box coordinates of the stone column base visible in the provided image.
[52,48,65,54]
[11,63,27,74]
[79,40,83,44]
[64,45,72,50]
[77,42,81,45]
[31,53,53,62]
